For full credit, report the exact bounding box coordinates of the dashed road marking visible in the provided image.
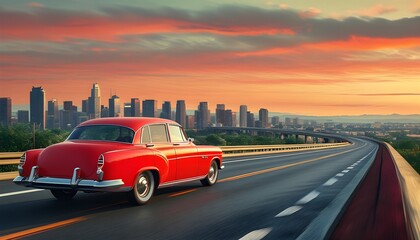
[0,189,44,198]
[347,167,354,169]
[276,206,303,217]
[297,191,320,205]
[239,228,273,240]
[336,173,345,177]
[323,178,338,186]
[342,170,350,173]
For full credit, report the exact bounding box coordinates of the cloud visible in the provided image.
[27,2,44,8]
[347,4,397,17]
[351,93,420,96]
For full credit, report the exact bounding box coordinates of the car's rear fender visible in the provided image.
[101,149,169,189]
[20,149,43,177]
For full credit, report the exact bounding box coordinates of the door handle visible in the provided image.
[146,143,154,147]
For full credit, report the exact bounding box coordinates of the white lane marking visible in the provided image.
[239,228,272,240]
[275,206,303,217]
[336,173,345,177]
[342,170,350,173]
[296,190,320,205]
[347,167,354,169]
[351,163,358,166]
[0,189,44,198]
[323,178,338,186]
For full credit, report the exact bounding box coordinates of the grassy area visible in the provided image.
[391,139,420,174]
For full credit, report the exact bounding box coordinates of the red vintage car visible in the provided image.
[13,117,223,205]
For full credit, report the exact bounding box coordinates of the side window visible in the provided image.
[149,124,169,143]
[141,126,151,143]
[168,125,186,143]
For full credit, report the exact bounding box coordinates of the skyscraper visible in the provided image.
[0,97,12,126]
[109,95,121,117]
[17,110,29,124]
[130,98,141,117]
[247,111,255,127]
[239,105,247,127]
[60,101,77,130]
[30,86,45,129]
[176,100,186,127]
[124,103,131,117]
[88,83,101,119]
[142,100,157,117]
[46,99,59,129]
[160,101,171,119]
[216,104,225,126]
[259,108,269,128]
[196,102,210,129]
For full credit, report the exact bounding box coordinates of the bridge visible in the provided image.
[207,126,349,143]
[0,135,418,239]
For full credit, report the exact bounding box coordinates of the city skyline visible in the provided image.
[0,1,419,115]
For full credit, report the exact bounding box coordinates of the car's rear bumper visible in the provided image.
[13,166,128,192]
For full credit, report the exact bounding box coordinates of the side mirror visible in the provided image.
[188,138,194,143]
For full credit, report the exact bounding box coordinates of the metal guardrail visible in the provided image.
[385,143,420,240]
[221,143,350,157]
[0,152,23,166]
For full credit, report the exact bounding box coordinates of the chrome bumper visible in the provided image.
[13,166,126,192]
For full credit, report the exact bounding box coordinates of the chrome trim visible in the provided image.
[28,166,38,182]
[97,169,104,181]
[18,165,23,175]
[13,167,126,192]
[158,175,207,188]
[71,167,80,186]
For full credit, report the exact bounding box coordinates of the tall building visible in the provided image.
[186,115,195,129]
[88,83,101,119]
[215,104,225,126]
[160,101,171,119]
[247,111,255,127]
[30,86,45,129]
[175,100,186,127]
[82,99,89,113]
[60,101,77,130]
[271,116,280,127]
[0,97,12,126]
[259,108,269,128]
[124,103,131,117]
[130,98,141,117]
[17,110,29,124]
[223,109,233,127]
[196,102,210,129]
[142,100,157,117]
[239,105,247,127]
[109,95,121,117]
[46,99,59,129]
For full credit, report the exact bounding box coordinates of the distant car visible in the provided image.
[14,117,223,205]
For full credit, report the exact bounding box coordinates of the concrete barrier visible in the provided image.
[386,143,420,240]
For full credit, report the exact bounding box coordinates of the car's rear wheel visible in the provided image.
[127,171,155,205]
[50,189,77,201]
[201,160,219,186]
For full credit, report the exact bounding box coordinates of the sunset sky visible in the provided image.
[0,0,419,115]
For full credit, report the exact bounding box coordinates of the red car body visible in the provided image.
[14,117,223,204]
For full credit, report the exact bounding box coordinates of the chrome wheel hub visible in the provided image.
[137,175,149,198]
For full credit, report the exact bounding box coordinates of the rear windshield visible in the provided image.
[68,125,135,143]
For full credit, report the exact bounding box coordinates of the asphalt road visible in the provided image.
[0,138,378,240]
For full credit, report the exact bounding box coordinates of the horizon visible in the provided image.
[1,1,419,116]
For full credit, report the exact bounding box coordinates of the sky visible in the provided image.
[0,0,419,116]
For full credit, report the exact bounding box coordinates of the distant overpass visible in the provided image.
[206,126,348,143]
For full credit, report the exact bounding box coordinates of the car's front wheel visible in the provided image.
[201,160,219,186]
[50,189,77,201]
[127,171,155,205]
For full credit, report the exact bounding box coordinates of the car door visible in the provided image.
[168,125,199,180]
[142,124,177,182]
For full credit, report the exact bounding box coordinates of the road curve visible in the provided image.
[0,138,377,240]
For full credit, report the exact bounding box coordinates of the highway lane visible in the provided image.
[0,138,378,240]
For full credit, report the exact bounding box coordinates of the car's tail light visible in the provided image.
[18,153,26,175]
[19,153,26,166]
[98,154,104,169]
[97,154,104,181]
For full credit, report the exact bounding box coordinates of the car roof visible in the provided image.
[77,117,181,131]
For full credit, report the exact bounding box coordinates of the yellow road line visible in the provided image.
[169,189,197,197]
[0,217,87,240]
